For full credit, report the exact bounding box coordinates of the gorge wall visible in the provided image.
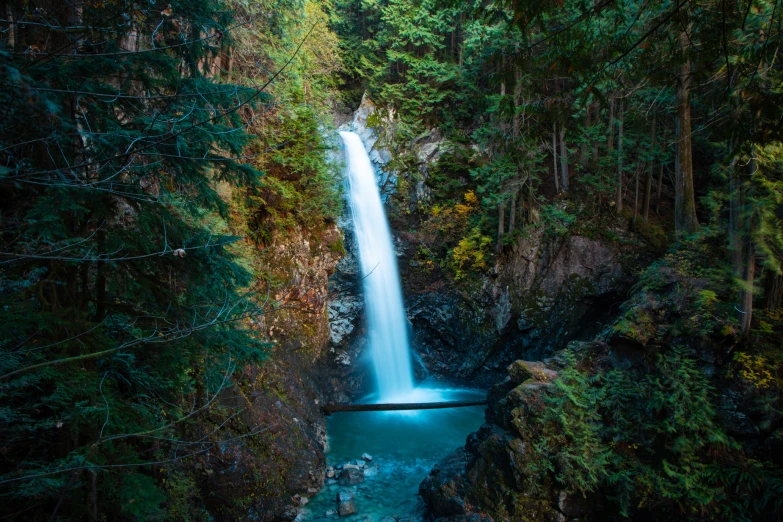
[215,96,651,521]
[194,225,344,521]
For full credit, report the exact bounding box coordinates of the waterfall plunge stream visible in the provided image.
[340,131,414,402]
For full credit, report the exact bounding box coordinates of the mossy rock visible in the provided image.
[507,360,559,385]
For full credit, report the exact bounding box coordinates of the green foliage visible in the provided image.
[538,204,577,237]
[530,346,781,519]
[247,97,342,244]
[532,356,610,494]
[0,0,342,519]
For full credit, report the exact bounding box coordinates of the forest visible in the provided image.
[0,0,781,521]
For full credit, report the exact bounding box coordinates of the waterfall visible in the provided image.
[340,131,415,402]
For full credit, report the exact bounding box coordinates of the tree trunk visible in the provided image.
[643,115,656,220]
[729,161,743,279]
[616,99,624,212]
[655,163,664,215]
[559,123,569,192]
[95,229,106,322]
[508,189,517,234]
[765,271,783,310]
[633,164,640,226]
[513,69,523,137]
[738,156,759,337]
[675,30,700,235]
[740,238,755,337]
[322,399,487,413]
[592,104,600,163]
[607,96,615,152]
[496,201,505,252]
[579,109,591,167]
[552,122,560,193]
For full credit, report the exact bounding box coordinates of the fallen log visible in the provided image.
[321,400,487,414]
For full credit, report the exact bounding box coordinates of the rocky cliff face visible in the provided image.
[404,227,630,387]
[194,225,345,521]
[419,358,593,522]
[419,263,783,521]
[317,211,373,404]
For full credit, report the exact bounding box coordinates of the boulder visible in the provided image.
[557,490,591,518]
[338,467,364,486]
[507,360,558,384]
[361,452,373,462]
[336,490,357,516]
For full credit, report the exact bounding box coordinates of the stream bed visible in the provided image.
[301,386,485,521]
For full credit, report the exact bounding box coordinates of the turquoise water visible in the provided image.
[301,385,485,521]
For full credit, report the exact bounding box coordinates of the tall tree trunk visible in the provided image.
[656,163,664,215]
[508,189,517,234]
[633,164,640,226]
[579,109,590,167]
[592,104,600,163]
[675,30,700,235]
[513,69,523,138]
[552,122,560,193]
[738,156,758,337]
[740,238,755,337]
[765,271,783,310]
[607,96,615,152]
[496,201,506,253]
[674,115,682,222]
[616,99,624,212]
[729,161,743,279]
[95,232,106,322]
[559,123,569,192]
[643,115,656,220]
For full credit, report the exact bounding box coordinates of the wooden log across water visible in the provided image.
[321,399,487,414]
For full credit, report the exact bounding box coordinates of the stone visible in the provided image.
[493,286,512,334]
[608,339,646,370]
[507,360,534,384]
[361,452,373,462]
[326,469,335,478]
[337,467,364,485]
[507,360,557,384]
[355,459,366,468]
[326,510,336,516]
[363,465,377,477]
[337,490,357,516]
[557,490,590,518]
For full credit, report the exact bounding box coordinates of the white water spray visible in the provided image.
[340,131,415,402]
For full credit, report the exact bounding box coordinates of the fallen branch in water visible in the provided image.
[321,400,487,414]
